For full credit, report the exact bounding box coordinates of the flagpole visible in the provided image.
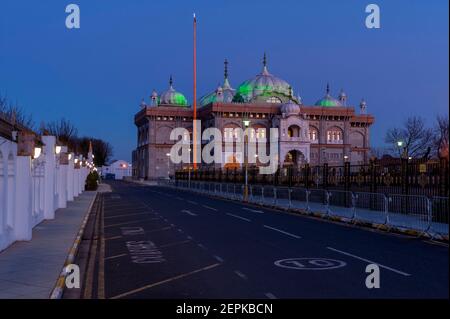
[193,13,197,169]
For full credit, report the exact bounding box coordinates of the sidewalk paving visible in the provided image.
[0,190,100,299]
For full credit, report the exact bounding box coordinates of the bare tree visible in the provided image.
[45,118,79,151]
[91,138,113,166]
[385,116,434,159]
[434,114,449,159]
[0,94,34,129]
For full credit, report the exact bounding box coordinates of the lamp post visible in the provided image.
[166,153,171,180]
[397,140,404,158]
[243,118,250,202]
[188,148,192,188]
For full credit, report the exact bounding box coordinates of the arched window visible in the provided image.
[288,125,300,138]
[309,126,319,143]
[327,127,343,144]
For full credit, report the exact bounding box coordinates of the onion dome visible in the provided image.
[199,59,235,106]
[150,89,159,106]
[315,83,342,107]
[233,53,293,104]
[159,75,189,107]
[338,89,347,106]
[280,87,300,116]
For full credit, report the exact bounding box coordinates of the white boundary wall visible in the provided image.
[0,136,89,251]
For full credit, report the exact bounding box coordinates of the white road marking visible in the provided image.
[197,243,207,250]
[176,197,184,200]
[181,210,197,216]
[186,235,193,240]
[263,225,301,239]
[242,207,264,214]
[226,213,251,222]
[265,292,277,299]
[187,200,198,205]
[234,270,247,280]
[214,255,224,263]
[327,247,411,276]
[202,205,218,211]
[177,229,183,233]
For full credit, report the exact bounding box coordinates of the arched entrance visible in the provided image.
[283,150,306,169]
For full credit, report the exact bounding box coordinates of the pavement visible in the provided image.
[79,180,448,299]
[0,186,106,299]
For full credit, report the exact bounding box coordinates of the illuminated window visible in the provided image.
[327,128,343,143]
[266,96,282,104]
[309,127,319,143]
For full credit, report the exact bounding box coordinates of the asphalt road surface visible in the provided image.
[76,181,448,299]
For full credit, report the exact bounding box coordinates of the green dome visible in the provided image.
[233,54,292,103]
[314,84,342,107]
[159,76,189,107]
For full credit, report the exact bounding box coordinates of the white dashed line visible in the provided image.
[226,213,251,222]
[186,235,193,240]
[265,292,277,299]
[214,255,224,263]
[327,247,411,276]
[197,243,207,250]
[181,210,197,216]
[242,207,264,214]
[202,205,218,211]
[234,270,248,280]
[263,225,301,239]
[187,200,198,205]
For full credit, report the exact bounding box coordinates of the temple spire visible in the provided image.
[262,52,269,75]
[224,58,229,80]
[223,59,232,89]
[326,83,330,95]
[169,75,173,87]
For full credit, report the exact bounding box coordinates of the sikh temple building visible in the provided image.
[133,55,374,179]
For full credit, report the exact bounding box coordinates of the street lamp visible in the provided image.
[33,147,42,159]
[397,141,404,148]
[55,145,62,155]
[243,118,250,202]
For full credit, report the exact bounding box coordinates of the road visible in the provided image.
[75,181,448,299]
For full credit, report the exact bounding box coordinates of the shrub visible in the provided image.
[85,171,99,191]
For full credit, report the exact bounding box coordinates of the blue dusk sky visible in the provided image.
[0,0,448,161]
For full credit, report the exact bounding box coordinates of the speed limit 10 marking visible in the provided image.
[274,258,346,270]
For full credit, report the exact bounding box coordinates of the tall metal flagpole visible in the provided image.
[193,13,197,169]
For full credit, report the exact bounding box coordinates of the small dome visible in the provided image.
[233,53,293,103]
[159,76,189,107]
[149,90,159,106]
[199,59,235,106]
[280,99,300,116]
[315,84,342,107]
